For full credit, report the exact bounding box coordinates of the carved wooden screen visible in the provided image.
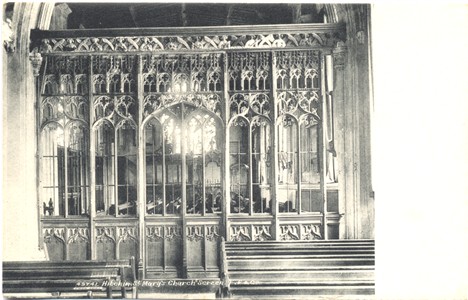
[35,24,344,271]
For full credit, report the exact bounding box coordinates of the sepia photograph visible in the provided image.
[2,1,467,299]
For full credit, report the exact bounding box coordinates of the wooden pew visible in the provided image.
[221,240,375,298]
[3,256,137,299]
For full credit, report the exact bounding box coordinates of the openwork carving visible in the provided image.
[96,227,116,243]
[301,224,322,240]
[64,96,88,121]
[92,55,136,94]
[186,226,204,242]
[279,224,300,241]
[39,30,343,54]
[93,95,137,124]
[67,228,89,244]
[230,225,251,241]
[41,56,89,93]
[229,93,272,121]
[41,96,64,125]
[275,50,320,90]
[228,52,271,91]
[253,225,273,241]
[146,226,164,241]
[143,93,221,118]
[277,91,320,121]
[44,228,66,243]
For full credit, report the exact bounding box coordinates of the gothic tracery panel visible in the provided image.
[36,26,342,266]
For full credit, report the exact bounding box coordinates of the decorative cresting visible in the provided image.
[35,24,345,54]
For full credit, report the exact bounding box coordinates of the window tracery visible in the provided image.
[38,42,337,224]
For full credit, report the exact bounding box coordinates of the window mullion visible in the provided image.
[114,128,118,217]
[64,123,68,218]
[162,125,166,216]
[202,124,206,217]
[248,121,253,216]
[320,53,328,239]
[181,103,187,216]
[297,124,301,215]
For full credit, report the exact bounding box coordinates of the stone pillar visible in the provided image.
[332,43,352,239]
[2,2,54,261]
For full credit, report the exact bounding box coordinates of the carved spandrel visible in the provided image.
[164,226,182,241]
[301,224,322,240]
[277,91,320,121]
[146,226,164,241]
[230,225,251,241]
[96,227,116,243]
[186,226,204,242]
[253,225,272,241]
[118,227,138,243]
[64,96,88,121]
[44,228,66,243]
[93,95,137,124]
[143,93,222,119]
[205,225,220,241]
[279,224,300,241]
[229,93,272,122]
[67,228,89,244]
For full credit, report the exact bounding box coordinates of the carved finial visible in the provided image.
[3,18,15,53]
[29,48,43,77]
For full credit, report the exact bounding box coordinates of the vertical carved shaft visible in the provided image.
[332,43,347,239]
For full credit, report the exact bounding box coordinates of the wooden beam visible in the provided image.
[31,23,345,39]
